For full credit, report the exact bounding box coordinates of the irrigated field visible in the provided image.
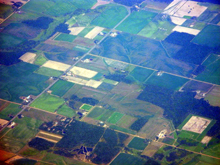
[116,10,157,34]
[30,93,64,112]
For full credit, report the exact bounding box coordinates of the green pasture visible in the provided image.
[116,10,157,34]
[54,33,76,42]
[50,80,74,97]
[56,104,75,117]
[34,54,48,65]
[0,33,26,49]
[146,72,188,91]
[35,67,63,77]
[116,115,137,128]
[110,153,145,165]
[80,104,93,111]
[0,62,48,103]
[203,142,220,158]
[107,112,124,124]
[192,25,220,48]
[0,3,13,19]
[87,107,113,121]
[177,130,199,140]
[196,54,220,85]
[128,137,148,150]
[162,137,175,145]
[128,67,154,83]
[138,15,175,40]
[109,125,136,135]
[178,114,193,129]
[30,93,64,112]
[0,103,20,120]
[91,5,128,28]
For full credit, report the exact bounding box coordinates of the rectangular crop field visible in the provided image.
[128,137,148,150]
[0,103,20,120]
[110,153,145,165]
[128,67,154,83]
[107,112,124,124]
[116,115,137,128]
[84,26,104,39]
[36,131,63,143]
[70,66,98,78]
[30,93,64,112]
[42,60,70,71]
[205,86,220,107]
[56,104,75,117]
[87,107,114,121]
[50,80,74,97]
[146,72,188,91]
[54,33,76,42]
[80,104,93,111]
[91,5,128,28]
[116,10,157,34]
[19,52,36,64]
[35,67,63,77]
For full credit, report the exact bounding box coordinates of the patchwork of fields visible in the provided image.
[0,0,220,165]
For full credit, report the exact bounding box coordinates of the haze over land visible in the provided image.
[0,0,220,164]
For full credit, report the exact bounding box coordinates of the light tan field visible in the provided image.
[63,75,88,85]
[205,86,220,107]
[0,119,8,126]
[36,130,63,143]
[173,1,207,18]
[84,26,104,39]
[182,116,211,134]
[0,18,4,23]
[0,0,28,5]
[91,0,112,9]
[42,60,70,71]
[5,155,23,164]
[163,0,187,15]
[69,27,85,35]
[70,66,97,78]
[141,141,164,157]
[201,136,212,144]
[172,25,200,35]
[170,16,186,25]
[19,52,36,64]
[85,79,102,88]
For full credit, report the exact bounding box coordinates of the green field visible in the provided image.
[128,137,149,150]
[0,33,26,49]
[101,78,118,85]
[109,125,136,135]
[110,153,145,165]
[30,93,64,112]
[162,137,175,145]
[192,25,220,48]
[107,112,124,124]
[116,115,137,128]
[177,114,193,129]
[34,54,48,65]
[56,104,75,117]
[22,0,78,17]
[0,3,13,19]
[128,67,154,83]
[0,62,49,103]
[0,103,20,120]
[117,10,157,34]
[50,80,74,97]
[91,5,128,28]
[146,72,188,91]
[87,107,114,121]
[138,15,176,40]
[196,54,220,85]
[80,104,93,111]
[77,27,94,37]
[35,67,63,77]
[54,33,77,42]
[177,130,199,140]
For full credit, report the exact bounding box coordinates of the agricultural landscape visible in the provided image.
[0,0,220,164]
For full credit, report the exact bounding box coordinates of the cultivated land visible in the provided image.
[1,0,220,164]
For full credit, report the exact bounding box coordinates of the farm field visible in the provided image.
[91,5,128,28]
[54,33,76,42]
[0,103,20,120]
[110,153,146,165]
[138,14,176,40]
[192,25,220,48]
[109,125,136,135]
[128,137,149,150]
[80,104,93,111]
[196,54,220,85]
[42,60,71,72]
[116,115,137,128]
[182,80,213,93]
[142,141,163,157]
[116,10,157,34]
[30,93,64,113]
[50,80,74,97]
[0,3,13,19]
[107,112,124,124]
[205,86,220,107]
[87,107,113,121]
[0,33,25,49]
[56,104,75,118]
[128,66,154,83]
[34,67,63,77]
[34,54,48,66]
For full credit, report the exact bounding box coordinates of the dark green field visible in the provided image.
[109,125,136,135]
[35,67,63,77]
[196,54,220,85]
[0,33,26,49]
[0,3,13,19]
[192,25,220,48]
[116,10,157,34]
[56,104,75,118]
[0,62,48,103]
[128,137,148,150]
[162,137,175,145]
[91,5,128,28]
[0,103,21,120]
[110,153,146,165]
[50,80,74,97]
